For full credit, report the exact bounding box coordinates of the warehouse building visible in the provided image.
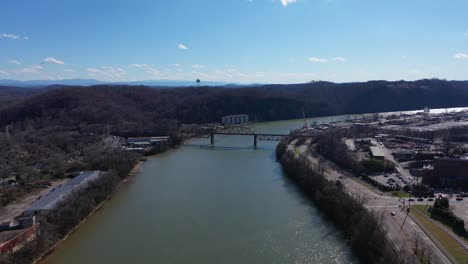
[420,158,468,188]
[127,136,169,148]
[22,171,102,216]
[370,146,385,160]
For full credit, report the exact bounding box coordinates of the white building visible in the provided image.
[222,114,249,125]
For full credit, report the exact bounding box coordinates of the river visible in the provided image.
[41,107,468,264]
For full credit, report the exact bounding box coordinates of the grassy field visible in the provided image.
[413,204,431,216]
[391,190,411,197]
[412,207,468,264]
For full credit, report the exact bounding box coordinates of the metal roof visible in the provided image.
[23,171,101,215]
[370,146,385,157]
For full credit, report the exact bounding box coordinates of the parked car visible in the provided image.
[409,198,415,202]
[417,198,424,201]
[391,212,396,216]
[456,197,464,201]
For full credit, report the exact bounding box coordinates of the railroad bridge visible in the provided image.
[179,125,289,148]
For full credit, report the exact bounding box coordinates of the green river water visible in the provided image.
[44,109,466,264]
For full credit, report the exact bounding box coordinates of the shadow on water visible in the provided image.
[182,143,275,151]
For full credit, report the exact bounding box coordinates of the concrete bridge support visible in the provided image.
[210,133,214,145]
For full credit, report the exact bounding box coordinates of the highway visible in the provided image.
[291,142,454,264]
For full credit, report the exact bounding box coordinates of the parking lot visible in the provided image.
[371,172,415,188]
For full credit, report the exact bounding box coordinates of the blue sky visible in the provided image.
[1,0,467,83]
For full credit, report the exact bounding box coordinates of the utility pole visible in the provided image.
[5,126,10,142]
[400,207,411,232]
[302,106,308,129]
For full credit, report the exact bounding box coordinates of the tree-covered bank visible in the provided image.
[276,141,417,264]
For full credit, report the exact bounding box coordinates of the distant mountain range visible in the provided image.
[0,79,262,88]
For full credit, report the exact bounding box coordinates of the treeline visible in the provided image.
[276,143,418,264]
[0,149,139,264]
[429,197,467,237]
[2,79,468,137]
[313,133,395,176]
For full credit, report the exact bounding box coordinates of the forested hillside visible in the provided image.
[1,79,468,137]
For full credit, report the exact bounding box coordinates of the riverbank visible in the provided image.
[33,160,145,264]
[0,149,145,264]
[276,140,418,264]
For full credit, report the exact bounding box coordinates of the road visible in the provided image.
[0,179,68,224]
[290,141,453,264]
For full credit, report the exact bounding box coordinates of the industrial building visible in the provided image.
[127,136,169,148]
[221,114,249,125]
[370,146,385,160]
[419,158,468,188]
[22,171,101,216]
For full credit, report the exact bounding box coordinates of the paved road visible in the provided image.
[290,142,453,264]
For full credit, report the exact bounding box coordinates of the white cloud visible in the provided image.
[308,57,328,63]
[309,56,346,63]
[465,30,468,37]
[87,66,127,79]
[454,53,468,59]
[192,64,205,69]
[87,68,100,73]
[281,0,297,6]
[64,69,76,73]
[129,63,151,68]
[31,65,43,70]
[20,67,40,74]
[0,70,9,75]
[401,55,407,59]
[173,64,182,67]
[178,44,188,50]
[332,57,346,62]
[1,33,21,40]
[8,59,21,65]
[43,57,65,65]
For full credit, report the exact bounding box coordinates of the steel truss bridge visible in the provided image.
[179,125,289,148]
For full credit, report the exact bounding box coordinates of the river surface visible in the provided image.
[41,107,468,264]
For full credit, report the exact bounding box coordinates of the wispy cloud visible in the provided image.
[8,59,21,65]
[64,69,76,73]
[192,64,205,69]
[280,0,297,7]
[87,66,127,79]
[309,56,346,63]
[0,70,9,75]
[454,53,468,59]
[129,63,161,76]
[173,64,182,67]
[31,65,43,70]
[0,33,28,40]
[1,33,19,39]
[332,57,346,62]
[308,57,328,63]
[129,63,151,68]
[20,67,40,74]
[43,57,65,65]
[178,44,188,50]
[464,30,468,37]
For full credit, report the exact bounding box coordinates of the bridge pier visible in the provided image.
[210,133,214,145]
[254,135,257,149]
